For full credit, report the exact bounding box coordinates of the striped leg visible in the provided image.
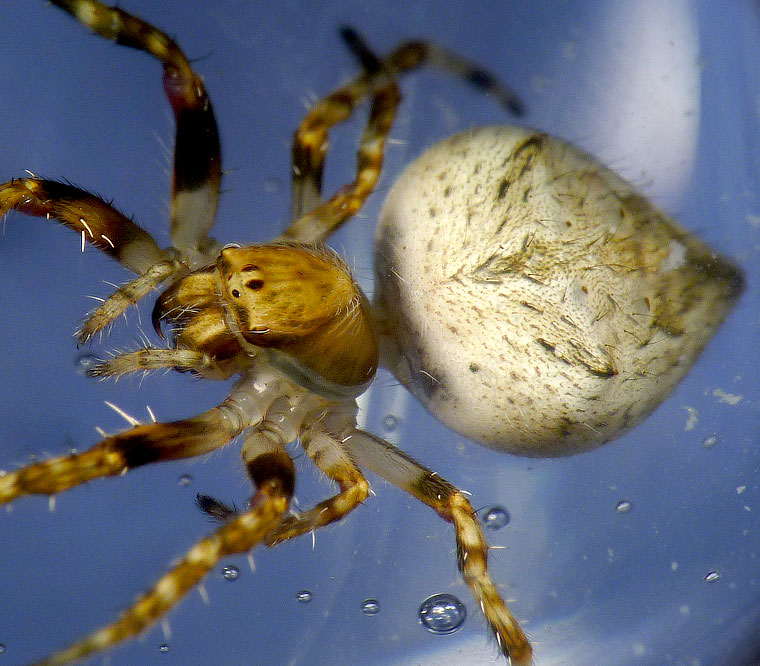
[0,178,183,340]
[288,28,390,222]
[50,0,222,254]
[85,347,219,378]
[266,420,370,545]
[0,178,166,274]
[285,27,524,238]
[78,259,186,343]
[194,422,371,540]
[0,370,279,505]
[283,31,400,242]
[383,39,524,115]
[31,476,290,666]
[343,428,533,666]
[24,382,297,666]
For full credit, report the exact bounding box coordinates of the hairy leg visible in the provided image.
[0,410,235,506]
[0,178,184,340]
[286,28,399,233]
[266,419,370,544]
[285,27,523,239]
[343,428,533,666]
[7,373,304,665]
[32,476,290,666]
[0,371,277,505]
[51,0,222,255]
[86,347,219,378]
[282,62,400,242]
[0,178,166,274]
[79,259,187,343]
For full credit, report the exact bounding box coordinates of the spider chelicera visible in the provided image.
[0,1,743,665]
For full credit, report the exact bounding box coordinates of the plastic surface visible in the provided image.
[0,1,758,665]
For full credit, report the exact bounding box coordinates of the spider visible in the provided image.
[0,1,743,666]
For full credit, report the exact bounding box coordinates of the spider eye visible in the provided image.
[246,279,264,291]
[231,289,240,298]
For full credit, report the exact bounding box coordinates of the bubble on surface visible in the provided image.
[264,177,282,193]
[482,506,510,530]
[0,643,5,653]
[704,571,721,583]
[361,599,381,615]
[158,644,170,654]
[702,434,720,448]
[75,353,100,374]
[419,593,467,634]
[297,590,312,603]
[178,473,193,487]
[615,500,633,514]
[222,565,240,581]
[382,414,399,432]
[20,447,40,463]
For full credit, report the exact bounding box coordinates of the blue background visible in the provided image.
[0,1,759,664]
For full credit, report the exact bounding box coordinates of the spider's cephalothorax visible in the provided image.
[153,243,378,393]
[0,1,743,665]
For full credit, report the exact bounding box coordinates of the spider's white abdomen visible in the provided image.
[375,125,742,456]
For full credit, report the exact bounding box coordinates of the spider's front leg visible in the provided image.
[51,0,222,256]
[288,28,395,222]
[3,0,228,340]
[0,178,166,274]
[284,45,400,242]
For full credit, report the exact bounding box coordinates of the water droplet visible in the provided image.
[704,571,721,583]
[482,506,510,530]
[615,500,632,514]
[264,177,282,193]
[382,415,399,432]
[418,593,467,634]
[222,565,239,582]
[702,434,719,449]
[21,447,39,463]
[158,644,170,654]
[361,599,380,615]
[178,474,193,487]
[297,590,312,603]
[76,353,100,374]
